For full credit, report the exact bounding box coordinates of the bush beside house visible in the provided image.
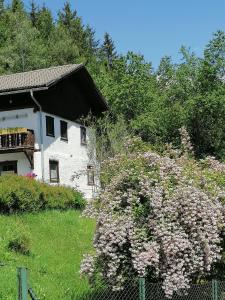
[81,135,225,298]
[0,174,85,213]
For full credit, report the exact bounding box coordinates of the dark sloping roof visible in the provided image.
[0,64,83,94]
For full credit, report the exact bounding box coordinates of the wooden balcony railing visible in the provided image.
[0,130,35,152]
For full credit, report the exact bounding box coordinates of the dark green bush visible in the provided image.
[0,175,85,213]
[8,221,31,255]
[8,234,31,255]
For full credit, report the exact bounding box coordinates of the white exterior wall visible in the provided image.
[0,108,94,199]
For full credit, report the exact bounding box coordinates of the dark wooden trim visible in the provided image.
[24,150,34,169]
[0,105,34,112]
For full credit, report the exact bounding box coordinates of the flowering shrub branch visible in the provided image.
[81,135,225,297]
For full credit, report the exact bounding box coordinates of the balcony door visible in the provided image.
[0,161,17,175]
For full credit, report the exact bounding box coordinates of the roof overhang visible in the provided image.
[0,65,108,112]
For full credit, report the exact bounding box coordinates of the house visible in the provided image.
[0,64,107,198]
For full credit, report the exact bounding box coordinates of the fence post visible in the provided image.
[212,279,218,300]
[17,267,28,300]
[139,277,146,300]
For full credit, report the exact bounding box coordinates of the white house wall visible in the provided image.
[0,108,94,199]
[40,111,93,198]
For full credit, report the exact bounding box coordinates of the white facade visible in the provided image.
[0,108,95,199]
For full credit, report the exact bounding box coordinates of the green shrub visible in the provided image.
[0,175,85,214]
[8,221,31,255]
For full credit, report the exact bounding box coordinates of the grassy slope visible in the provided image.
[0,210,95,300]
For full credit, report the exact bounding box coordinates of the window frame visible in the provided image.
[60,120,68,141]
[80,126,87,145]
[87,165,95,186]
[0,161,17,175]
[49,160,59,183]
[46,115,55,137]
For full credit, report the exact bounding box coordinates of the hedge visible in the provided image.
[0,175,85,213]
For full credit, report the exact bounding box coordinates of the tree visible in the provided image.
[187,86,225,158]
[57,1,92,60]
[157,56,175,90]
[30,0,39,27]
[101,32,117,70]
[58,1,76,30]
[83,25,99,58]
[0,13,47,72]
[11,0,24,13]
[204,30,225,78]
[47,25,80,65]
[36,5,54,39]
[0,0,4,14]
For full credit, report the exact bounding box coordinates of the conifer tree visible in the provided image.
[30,0,38,27]
[36,4,54,39]
[0,0,4,14]
[58,1,76,30]
[11,0,24,12]
[102,32,117,70]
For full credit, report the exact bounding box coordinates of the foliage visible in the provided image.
[186,86,225,158]
[81,136,225,297]
[0,1,225,157]
[0,174,85,213]
[8,220,31,255]
[101,32,117,70]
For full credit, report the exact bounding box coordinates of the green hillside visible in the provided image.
[0,210,95,299]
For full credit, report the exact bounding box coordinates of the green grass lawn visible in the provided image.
[0,210,95,300]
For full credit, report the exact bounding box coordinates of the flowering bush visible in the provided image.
[81,135,225,297]
[25,172,37,179]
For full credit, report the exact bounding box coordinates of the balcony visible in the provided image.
[0,129,35,153]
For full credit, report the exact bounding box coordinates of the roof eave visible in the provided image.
[0,86,49,96]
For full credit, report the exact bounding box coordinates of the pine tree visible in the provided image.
[11,0,24,12]
[58,1,89,57]
[83,25,99,57]
[58,1,76,30]
[102,32,117,70]
[36,4,54,39]
[30,0,38,27]
[0,0,4,14]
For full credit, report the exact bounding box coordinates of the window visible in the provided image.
[46,116,55,137]
[49,160,59,183]
[60,120,68,141]
[0,161,17,175]
[80,126,87,145]
[87,165,94,186]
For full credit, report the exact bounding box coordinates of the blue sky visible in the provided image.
[9,0,225,69]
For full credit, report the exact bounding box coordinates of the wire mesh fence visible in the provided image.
[75,279,225,300]
[145,281,213,300]
[5,266,225,300]
[76,281,139,300]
